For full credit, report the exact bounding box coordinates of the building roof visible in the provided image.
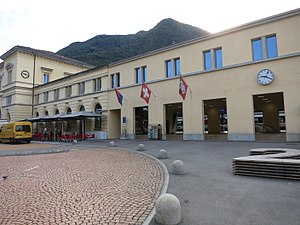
[109,8,300,67]
[0,46,95,69]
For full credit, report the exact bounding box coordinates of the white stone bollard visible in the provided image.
[109,141,115,147]
[137,144,145,151]
[158,149,168,159]
[171,160,184,175]
[155,193,181,225]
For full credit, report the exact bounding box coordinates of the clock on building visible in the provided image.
[257,69,274,85]
[21,70,30,79]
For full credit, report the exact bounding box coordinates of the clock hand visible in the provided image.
[261,75,272,80]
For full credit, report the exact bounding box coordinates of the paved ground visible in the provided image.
[83,140,300,225]
[0,145,164,225]
[1,140,300,225]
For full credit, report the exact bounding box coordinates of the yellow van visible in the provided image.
[0,121,32,143]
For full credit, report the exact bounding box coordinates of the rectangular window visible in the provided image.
[7,70,12,84]
[6,95,12,105]
[0,80,2,90]
[166,58,181,77]
[135,66,147,84]
[54,89,59,100]
[174,58,181,76]
[266,35,278,58]
[44,91,49,102]
[142,66,147,82]
[252,39,263,61]
[79,82,85,95]
[43,73,49,84]
[204,50,212,70]
[135,68,142,84]
[94,78,101,91]
[166,60,172,78]
[111,73,120,88]
[204,48,223,70]
[35,94,39,104]
[65,86,72,97]
[252,34,278,61]
[215,48,223,69]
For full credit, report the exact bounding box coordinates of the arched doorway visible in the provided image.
[94,103,102,130]
[7,112,10,122]
[55,109,59,115]
[79,105,85,112]
[67,107,72,114]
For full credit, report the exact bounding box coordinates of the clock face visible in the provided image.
[257,69,274,85]
[21,70,30,79]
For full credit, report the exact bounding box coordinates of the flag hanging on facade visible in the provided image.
[114,88,124,105]
[140,83,151,104]
[179,75,188,100]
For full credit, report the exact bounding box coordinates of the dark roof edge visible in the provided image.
[0,46,95,69]
[109,8,300,67]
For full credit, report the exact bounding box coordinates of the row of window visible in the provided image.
[21,34,280,106]
[110,34,278,88]
[35,78,102,104]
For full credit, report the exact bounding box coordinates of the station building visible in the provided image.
[0,9,299,142]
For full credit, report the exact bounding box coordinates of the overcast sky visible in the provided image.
[0,0,299,56]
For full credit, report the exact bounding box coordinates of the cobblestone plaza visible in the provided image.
[0,144,164,225]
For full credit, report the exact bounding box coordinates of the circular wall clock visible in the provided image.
[257,69,274,85]
[21,70,30,79]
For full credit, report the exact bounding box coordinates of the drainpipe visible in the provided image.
[31,54,36,117]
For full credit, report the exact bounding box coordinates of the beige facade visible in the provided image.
[0,46,93,123]
[0,9,299,141]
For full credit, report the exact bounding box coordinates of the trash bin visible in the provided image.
[158,124,162,140]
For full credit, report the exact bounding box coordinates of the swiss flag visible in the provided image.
[140,83,151,104]
[179,75,188,100]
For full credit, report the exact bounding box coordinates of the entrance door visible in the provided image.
[109,109,121,139]
[165,103,183,140]
[253,92,285,141]
[135,107,148,138]
[203,98,227,140]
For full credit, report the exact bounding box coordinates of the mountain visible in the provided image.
[57,18,210,67]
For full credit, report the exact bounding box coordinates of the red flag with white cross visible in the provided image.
[179,75,188,100]
[140,83,152,104]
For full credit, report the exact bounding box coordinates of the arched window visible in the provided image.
[7,112,10,122]
[94,103,102,130]
[36,112,39,117]
[79,105,85,112]
[45,110,49,116]
[67,107,72,114]
[55,109,59,115]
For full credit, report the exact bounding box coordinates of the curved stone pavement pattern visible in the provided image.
[0,149,164,225]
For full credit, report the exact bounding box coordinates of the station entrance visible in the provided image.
[134,106,148,139]
[203,98,227,140]
[165,103,183,140]
[253,92,286,141]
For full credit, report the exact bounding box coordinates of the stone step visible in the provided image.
[255,134,286,141]
[205,134,228,141]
